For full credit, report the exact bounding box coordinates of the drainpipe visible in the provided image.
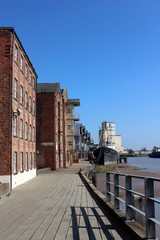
[9,30,14,190]
[53,95,56,170]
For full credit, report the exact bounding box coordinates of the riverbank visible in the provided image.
[92,163,160,197]
[86,158,160,239]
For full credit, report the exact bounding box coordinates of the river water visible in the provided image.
[127,156,160,173]
[96,156,160,238]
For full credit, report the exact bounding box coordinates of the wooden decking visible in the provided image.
[0,161,133,240]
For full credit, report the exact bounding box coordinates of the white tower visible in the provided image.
[99,121,123,152]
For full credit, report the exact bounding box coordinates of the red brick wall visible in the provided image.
[36,91,66,170]
[12,36,36,173]
[0,29,12,175]
[0,28,37,179]
[36,93,56,170]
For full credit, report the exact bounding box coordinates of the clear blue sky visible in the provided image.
[1,0,160,150]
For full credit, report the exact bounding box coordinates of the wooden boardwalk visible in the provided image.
[0,161,133,240]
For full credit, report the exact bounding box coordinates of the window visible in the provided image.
[13,152,17,174]
[33,152,36,168]
[32,77,35,89]
[20,55,23,72]
[26,152,28,171]
[32,127,35,142]
[29,71,32,84]
[13,116,17,137]
[67,108,72,114]
[30,153,32,169]
[32,101,35,115]
[29,125,32,141]
[20,152,23,172]
[29,96,32,112]
[25,64,28,78]
[14,78,17,99]
[68,125,73,131]
[20,119,23,138]
[25,92,28,109]
[41,89,46,93]
[14,44,18,62]
[20,85,23,105]
[68,140,73,145]
[25,122,28,140]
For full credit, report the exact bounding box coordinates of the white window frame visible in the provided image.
[14,78,17,99]
[20,152,23,172]
[33,152,35,168]
[32,127,35,142]
[20,119,23,138]
[30,152,32,169]
[13,115,17,137]
[20,55,23,71]
[13,152,17,174]
[29,125,32,141]
[32,77,35,89]
[14,44,18,63]
[26,152,28,171]
[32,101,35,115]
[20,85,23,104]
[25,122,28,140]
[25,92,28,109]
[29,71,32,84]
[29,96,32,112]
[25,64,28,78]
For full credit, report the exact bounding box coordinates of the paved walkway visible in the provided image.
[0,161,132,240]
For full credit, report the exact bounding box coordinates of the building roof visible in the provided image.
[67,99,80,106]
[37,83,60,93]
[0,27,38,78]
[37,84,80,106]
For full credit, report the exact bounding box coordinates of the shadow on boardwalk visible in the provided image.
[71,206,117,240]
[0,161,141,240]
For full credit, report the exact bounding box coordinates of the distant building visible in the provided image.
[62,89,80,164]
[0,27,37,189]
[74,123,93,159]
[99,121,124,153]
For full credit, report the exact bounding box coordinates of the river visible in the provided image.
[128,156,160,239]
[96,156,160,238]
[127,156,160,173]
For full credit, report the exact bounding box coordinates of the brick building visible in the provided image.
[61,89,80,165]
[0,27,37,189]
[37,83,66,170]
[36,84,80,169]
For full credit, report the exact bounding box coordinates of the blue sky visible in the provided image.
[1,0,160,150]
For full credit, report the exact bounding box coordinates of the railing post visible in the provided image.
[114,174,119,209]
[125,175,133,220]
[145,178,155,239]
[106,173,111,202]
[92,170,97,187]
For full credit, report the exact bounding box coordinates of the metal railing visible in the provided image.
[106,172,160,239]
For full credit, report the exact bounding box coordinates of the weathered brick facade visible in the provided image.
[0,27,37,189]
[0,29,12,177]
[36,83,66,170]
[36,84,80,170]
[36,92,56,169]
[61,89,80,165]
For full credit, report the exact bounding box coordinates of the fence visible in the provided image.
[106,172,160,239]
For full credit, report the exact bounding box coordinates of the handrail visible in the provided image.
[106,172,160,239]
